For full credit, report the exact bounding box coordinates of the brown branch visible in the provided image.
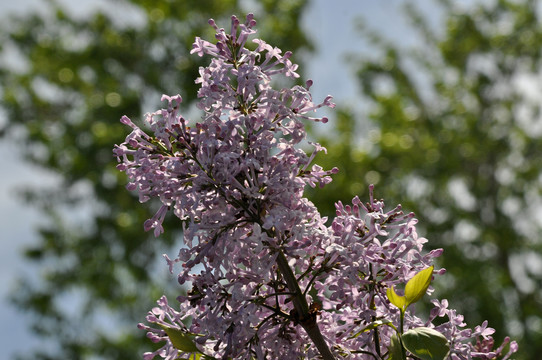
[275,251,336,360]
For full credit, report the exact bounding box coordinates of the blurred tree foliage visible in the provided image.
[310,0,542,359]
[0,0,310,359]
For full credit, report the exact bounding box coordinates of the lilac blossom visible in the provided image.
[114,14,518,360]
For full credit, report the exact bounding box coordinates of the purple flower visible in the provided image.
[115,14,518,360]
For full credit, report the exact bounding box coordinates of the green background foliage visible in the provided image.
[2,0,541,359]
[311,1,542,359]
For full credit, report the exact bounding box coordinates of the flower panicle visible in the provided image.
[114,14,518,360]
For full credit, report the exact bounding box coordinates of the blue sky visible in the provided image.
[0,0,441,357]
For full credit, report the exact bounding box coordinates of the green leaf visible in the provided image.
[158,324,201,354]
[404,266,434,307]
[387,285,407,311]
[348,319,394,339]
[388,333,405,360]
[200,355,219,360]
[199,354,220,360]
[401,327,450,360]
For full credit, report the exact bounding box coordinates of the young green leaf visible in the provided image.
[387,285,407,311]
[401,327,450,360]
[404,266,434,307]
[158,324,201,354]
[348,319,394,339]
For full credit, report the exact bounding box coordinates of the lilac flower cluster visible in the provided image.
[314,195,517,359]
[114,14,518,360]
